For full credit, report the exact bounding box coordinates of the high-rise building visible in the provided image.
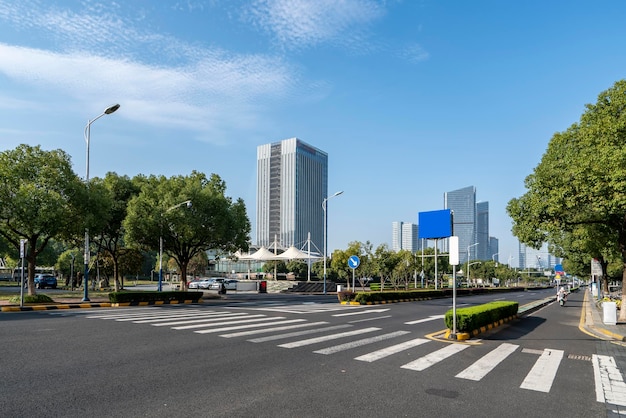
[256,138,328,252]
[444,186,476,264]
[392,221,402,252]
[392,222,419,252]
[518,242,561,271]
[489,237,499,262]
[476,201,490,260]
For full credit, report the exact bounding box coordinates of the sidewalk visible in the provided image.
[581,288,626,342]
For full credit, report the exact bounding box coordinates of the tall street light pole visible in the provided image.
[323,191,343,295]
[83,104,120,302]
[467,242,478,287]
[159,200,192,291]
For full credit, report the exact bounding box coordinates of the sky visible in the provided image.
[1,0,626,268]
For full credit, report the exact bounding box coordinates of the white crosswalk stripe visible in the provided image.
[401,343,471,371]
[520,348,564,393]
[313,331,410,355]
[593,354,626,407]
[220,321,330,338]
[248,325,353,343]
[194,319,306,334]
[456,343,519,381]
[278,327,381,348]
[355,338,430,362]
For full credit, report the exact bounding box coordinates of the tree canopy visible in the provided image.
[123,171,250,290]
[507,79,626,319]
[0,145,87,294]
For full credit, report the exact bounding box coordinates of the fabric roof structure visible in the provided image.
[276,246,321,261]
[236,246,281,261]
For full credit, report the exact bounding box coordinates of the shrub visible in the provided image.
[109,291,203,304]
[445,301,518,332]
[9,294,54,304]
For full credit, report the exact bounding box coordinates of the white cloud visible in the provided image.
[0,42,297,140]
[245,0,385,50]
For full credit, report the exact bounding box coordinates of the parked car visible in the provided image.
[189,278,216,289]
[34,274,57,289]
[209,278,238,290]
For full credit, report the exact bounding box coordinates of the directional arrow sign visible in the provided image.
[348,255,360,269]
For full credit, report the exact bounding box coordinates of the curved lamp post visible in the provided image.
[322,191,343,295]
[466,242,478,287]
[83,104,120,301]
[159,200,192,291]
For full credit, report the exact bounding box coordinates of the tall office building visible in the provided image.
[392,222,419,252]
[489,237,499,262]
[256,138,328,252]
[476,201,490,260]
[518,242,562,270]
[444,186,476,264]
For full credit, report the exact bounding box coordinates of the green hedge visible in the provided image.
[444,301,518,332]
[108,291,203,303]
[352,287,524,304]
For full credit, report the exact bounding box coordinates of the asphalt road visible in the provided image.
[0,288,619,417]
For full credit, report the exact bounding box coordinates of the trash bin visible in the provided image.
[603,301,617,325]
[258,280,267,294]
[337,285,343,292]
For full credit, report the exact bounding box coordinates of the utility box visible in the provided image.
[603,301,617,325]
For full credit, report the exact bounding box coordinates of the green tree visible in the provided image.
[0,145,88,294]
[91,173,141,291]
[124,172,250,290]
[507,80,626,320]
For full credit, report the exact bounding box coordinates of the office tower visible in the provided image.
[476,201,490,260]
[444,186,476,264]
[489,237,499,262]
[402,223,418,252]
[518,242,562,270]
[392,221,402,252]
[392,222,419,252]
[256,138,328,252]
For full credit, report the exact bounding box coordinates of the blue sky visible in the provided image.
[1,0,625,267]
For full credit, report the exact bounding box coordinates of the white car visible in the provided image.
[189,278,216,289]
[209,278,238,290]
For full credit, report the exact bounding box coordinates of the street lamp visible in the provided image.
[466,243,478,287]
[468,261,481,287]
[83,104,120,301]
[322,191,343,295]
[159,200,192,291]
[492,252,500,267]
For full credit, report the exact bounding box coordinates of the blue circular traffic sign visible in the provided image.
[348,255,360,269]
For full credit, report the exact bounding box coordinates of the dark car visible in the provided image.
[34,274,57,289]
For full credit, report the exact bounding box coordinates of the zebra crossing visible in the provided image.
[53,306,625,405]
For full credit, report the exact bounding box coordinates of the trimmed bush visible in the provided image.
[109,291,203,304]
[444,301,518,332]
[353,287,525,304]
[9,294,54,304]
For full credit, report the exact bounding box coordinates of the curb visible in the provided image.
[581,291,626,342]
[0,299,202,312]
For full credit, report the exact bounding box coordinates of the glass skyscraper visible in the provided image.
[444,186,476,264]
[256,138,328,252]
[476,201,490,261]
[392,221,419,252]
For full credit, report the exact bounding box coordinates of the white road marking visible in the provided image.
[171,315,274,330]
[220,321,327,338]
[333,309,389,317]
[405,315,445,325]
[456,343,519,381]
[401,344,470,371]
[130,312,248,323]
[593,354,626,406]
[520,348,564,393]
[194,319,305,334]
[248,325,352,343]
[355,338,430,363]
[313,331,410,355]
[278,327,381,349]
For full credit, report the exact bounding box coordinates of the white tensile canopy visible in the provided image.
[276,246,321,261]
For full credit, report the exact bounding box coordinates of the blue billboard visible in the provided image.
[418,209,453,239]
